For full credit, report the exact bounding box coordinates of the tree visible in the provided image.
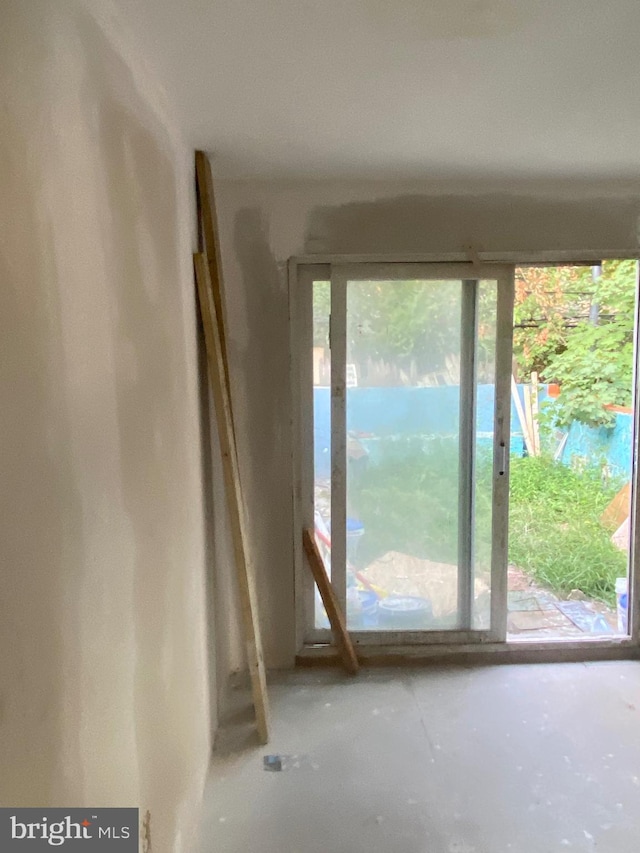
[313,279,497,385]
[346,280,460,379]
[541,260,637,428]
[312,261,637,419]
[513,265,592,378]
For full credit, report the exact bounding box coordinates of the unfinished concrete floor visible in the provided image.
[198,662,640,853]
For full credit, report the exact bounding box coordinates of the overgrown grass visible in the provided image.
[508,455,626,606]
[350,439,626,606]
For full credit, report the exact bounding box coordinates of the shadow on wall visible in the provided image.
[232,208,294,665]
[0,71,84,804]
[2,1,210,842]
[95,63,205,850]
[305,194,639,255]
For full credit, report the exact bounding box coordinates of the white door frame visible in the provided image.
[289,255,640,658]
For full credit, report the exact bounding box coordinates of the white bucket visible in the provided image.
[615,577,628,634]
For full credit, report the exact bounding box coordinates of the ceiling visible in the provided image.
[110,0,640,181]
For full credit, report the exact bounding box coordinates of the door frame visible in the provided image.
[289,253,640,660]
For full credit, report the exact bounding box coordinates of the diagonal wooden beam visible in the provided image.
[302,528,359,675]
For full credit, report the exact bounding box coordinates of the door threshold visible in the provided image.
[296,638,640,667]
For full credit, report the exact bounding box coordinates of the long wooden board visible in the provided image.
[194,252,270,743]
[530,371,541,456]
[195,151,234,422]
[302,528,359,675]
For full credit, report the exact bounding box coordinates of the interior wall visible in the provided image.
[0,2,211,849]
[212,177,640,671]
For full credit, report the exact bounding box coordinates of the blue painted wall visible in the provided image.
[561,412,633,481]
[313,384,527,477]
[313,385,633,482]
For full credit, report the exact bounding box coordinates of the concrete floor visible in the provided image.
[198,662,640,853]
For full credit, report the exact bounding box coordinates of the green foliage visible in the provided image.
[541,260,637,428]
[346,280,460,377]
[313,279,498,383]
[350,443,625,606]
[513,265,591,377]
[315,260,637,424]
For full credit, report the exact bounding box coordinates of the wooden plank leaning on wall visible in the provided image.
[194,152,270,745]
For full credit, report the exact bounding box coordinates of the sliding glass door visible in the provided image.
[296,263,515,645]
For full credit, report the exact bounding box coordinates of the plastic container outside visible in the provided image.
[377,595,433,630]
[347,588,379,629]
[616,577,628,634]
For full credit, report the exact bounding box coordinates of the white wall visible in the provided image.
[0,1,211,849]
[212,178,640,671]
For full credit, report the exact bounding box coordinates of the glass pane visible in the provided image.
[312,281,331,629]
[345,279,462,630]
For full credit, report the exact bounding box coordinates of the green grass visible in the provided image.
[508,455,626,606]
[351,437,461,568]
[350,439,626,606]
[351,437,493,572]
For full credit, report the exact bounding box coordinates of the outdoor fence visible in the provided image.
[313,385,633,482]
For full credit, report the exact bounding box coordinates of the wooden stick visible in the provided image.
[302,529,359,675]
[511,375,535,457]
[523,382,534,454]
[530,371,541,456]
[194,253,270,744]
[195,151,234,432]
